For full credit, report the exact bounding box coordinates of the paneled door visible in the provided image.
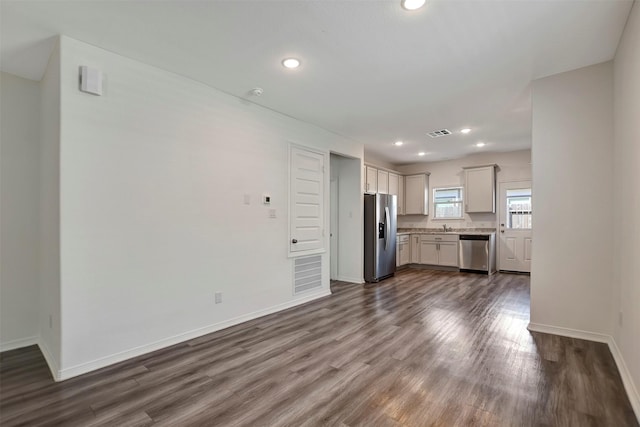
[498,181,532,272]
[290,146,325,254]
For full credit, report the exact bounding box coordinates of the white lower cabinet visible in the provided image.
[410,234,421,264]
[418,234,459,267]
[438,242,459,266]
[396,235,410,266]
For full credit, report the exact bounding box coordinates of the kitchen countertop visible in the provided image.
[397,228,496,236]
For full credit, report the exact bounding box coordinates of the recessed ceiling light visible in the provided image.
[418,152,426,156]
[476,142,486,147]
[394,141,404,146]
[282,58,301,69]
[460,128,471,134]
[401,0,426,11]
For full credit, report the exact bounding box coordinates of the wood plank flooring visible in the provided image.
[1,269,637,426]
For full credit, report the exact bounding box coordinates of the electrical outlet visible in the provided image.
[215,292,222,304]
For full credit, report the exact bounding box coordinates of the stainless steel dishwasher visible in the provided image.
[459,233,496,274]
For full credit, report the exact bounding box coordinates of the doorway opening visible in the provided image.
[329,153,362,285]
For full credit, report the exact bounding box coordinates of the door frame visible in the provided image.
[330,178,339,280]
[497,180,532,272]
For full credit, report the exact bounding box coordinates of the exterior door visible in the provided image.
[498,181,532,272]
[290,146,325,253]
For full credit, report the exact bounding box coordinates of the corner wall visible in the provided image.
[56,36,363,377]
[530,61,614,337]
[612,1,640,417]
[38,39,62,375]
[0,72,41,350]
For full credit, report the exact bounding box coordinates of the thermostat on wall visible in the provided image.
[263,195,271,205]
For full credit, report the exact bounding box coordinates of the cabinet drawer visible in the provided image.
[398,235,410,244]
[420,234,459,243]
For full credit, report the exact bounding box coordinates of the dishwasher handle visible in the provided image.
[459,234,490,241]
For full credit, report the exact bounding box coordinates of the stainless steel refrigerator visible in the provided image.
[364,193,397,282]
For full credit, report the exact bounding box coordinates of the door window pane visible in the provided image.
[506,188,532,229]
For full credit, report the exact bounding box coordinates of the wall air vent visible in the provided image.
[293,255,322,295]
[427,129,452,138]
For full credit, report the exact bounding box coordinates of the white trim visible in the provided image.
[527,322,609,343]
[335,275,363,284]
[528,323,639,423]
[57,290,331,381]
[608,337,640,423]
[37,339,61,381]
[0,336,38,352]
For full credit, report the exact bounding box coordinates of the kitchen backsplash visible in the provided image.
[397,214,497,230]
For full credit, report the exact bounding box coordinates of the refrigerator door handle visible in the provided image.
[384,206,390,251]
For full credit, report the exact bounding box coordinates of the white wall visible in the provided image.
[364,151,396,170]
[38,40,62,373]
[396,150,531,229]
[0,72,41,350]
[55,36,363,377]
[613,1,640,414]
[530,62,614,336]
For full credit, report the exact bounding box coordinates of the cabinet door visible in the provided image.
[404,174,428,215]
[377,170,389,194]
[419,241,438,265]
[410,235,421,263]
[365,166,378,194]
[398,175,405,215]
[399,242,410,266]
[388,173,399,196]
[438,242,459,266]
[465,166,495,213]
[362,165,367,193]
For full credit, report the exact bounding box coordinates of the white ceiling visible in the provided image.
[0,0,633,165]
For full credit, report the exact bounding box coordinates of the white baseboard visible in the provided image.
[527,322,610,343]
[37,339,61,381]
[608,336,640,424]
[528,322,639,423]
[0,336,38,352]
[57,290,331,381]
[335,275,363,284]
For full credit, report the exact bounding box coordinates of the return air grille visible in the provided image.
[427,129,452,138]
[293,255,322,295]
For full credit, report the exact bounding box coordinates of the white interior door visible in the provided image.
[330,178,338,279]
[290,146,325,253]
[498,181,532,272]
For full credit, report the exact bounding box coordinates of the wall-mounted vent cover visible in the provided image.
[293,255,322,295]
[427,129,452,138]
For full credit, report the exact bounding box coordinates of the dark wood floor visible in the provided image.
[1,269,637,426]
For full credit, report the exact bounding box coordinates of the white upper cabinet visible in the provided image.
[397,175,405,215]
[464,165,496,213]
[365,166,378,194]
[377,170,389,194]
[388,172,399,196]
[404,174,429,215]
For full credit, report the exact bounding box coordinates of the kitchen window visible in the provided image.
[433,187,464,219]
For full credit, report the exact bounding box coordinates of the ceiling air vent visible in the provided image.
[427,129,452,138]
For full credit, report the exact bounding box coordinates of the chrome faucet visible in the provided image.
[443,224,452,232]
